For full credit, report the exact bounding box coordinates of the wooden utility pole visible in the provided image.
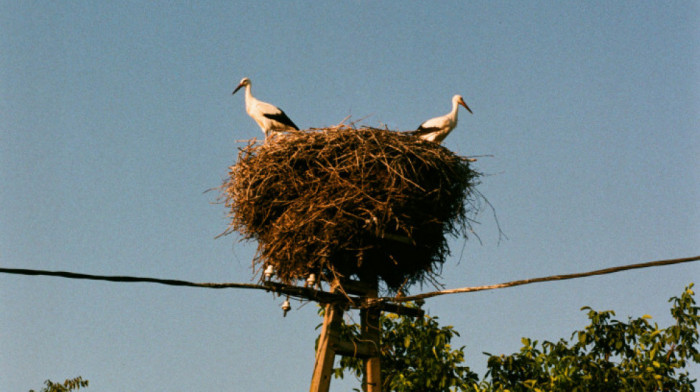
[310,278,383,392]
[360,278,381,392]
[310,281,344,392]
[310,303,344,391]
[309,278,422,392]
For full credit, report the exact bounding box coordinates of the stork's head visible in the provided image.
[453,94,473,114]
[232,77,251,95]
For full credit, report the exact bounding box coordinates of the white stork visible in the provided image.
[232,77,299,138]
[408,94,472,144]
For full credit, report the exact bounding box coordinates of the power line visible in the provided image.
[373,255,700,304]
[0,266,418,314]
[0,267,255,288]
[0,267,351,304]
[1,255,697,308]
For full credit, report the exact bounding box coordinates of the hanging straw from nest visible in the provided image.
[222,125,481,293]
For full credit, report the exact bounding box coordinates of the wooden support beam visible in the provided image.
[264,279,424,318]
[309,280,345,392]
[361,278,381,392]
[340,279,424,318]
[263,281,358,305]
[375,302,424,318]
[341,279,377,296]
[310,277,426,392]
[333,339,379,359]
[310,303,343,392]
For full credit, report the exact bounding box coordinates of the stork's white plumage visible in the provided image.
[408,94,472,144]
[232,77,299,138]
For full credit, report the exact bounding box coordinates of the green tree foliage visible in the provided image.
[482,284,699,392]
[324,284,699,391]
[29,377,88,392]
[319,302,479,391]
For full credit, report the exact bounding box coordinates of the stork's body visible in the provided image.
[232,77,299,138]
[409,94,472,144]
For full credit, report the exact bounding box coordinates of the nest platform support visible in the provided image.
[310,280,345,392]
[360,277,381,392]
[310,277,383,392]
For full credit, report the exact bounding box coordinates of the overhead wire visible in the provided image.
[1,255,697,309]
[372,255,699,304]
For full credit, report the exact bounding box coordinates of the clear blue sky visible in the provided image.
[2,2,698,390]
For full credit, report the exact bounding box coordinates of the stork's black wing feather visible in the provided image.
[264,110,299,130]
[406,126,440,137]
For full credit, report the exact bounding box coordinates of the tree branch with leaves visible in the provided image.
[321,284,699,391]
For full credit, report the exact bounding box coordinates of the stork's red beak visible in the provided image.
[232,83,244,95]
[459,98,473,114]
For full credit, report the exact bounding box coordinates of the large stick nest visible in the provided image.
[222,125,481,293]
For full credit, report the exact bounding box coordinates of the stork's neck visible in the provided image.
[244,84,253,101]
[450,99,460,121]
[244,84,256,111]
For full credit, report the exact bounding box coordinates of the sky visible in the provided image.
[1,1,698,391]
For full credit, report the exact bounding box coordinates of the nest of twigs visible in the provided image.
[222,125,481,293]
